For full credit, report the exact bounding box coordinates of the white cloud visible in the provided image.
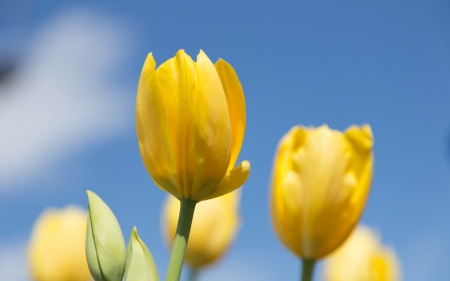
[0,238,28,281]
[0,9,133,191]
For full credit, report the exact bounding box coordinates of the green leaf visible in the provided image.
[86,190,126,281]
[124,227,159,281]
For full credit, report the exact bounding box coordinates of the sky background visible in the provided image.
[1,1,450,280]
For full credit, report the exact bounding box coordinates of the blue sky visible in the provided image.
[1,1,449,280]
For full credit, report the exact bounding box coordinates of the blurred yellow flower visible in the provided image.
[28,205,91,281]
[136,50,249,201]
[270,124,373,260]
[163,191,240,269]
[323,225,401,281]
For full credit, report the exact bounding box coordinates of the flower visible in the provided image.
[163,191,240,269]
[28,205,92,281]
[323,225,401,281]
[136,50,249,201]
[270,124,373,260]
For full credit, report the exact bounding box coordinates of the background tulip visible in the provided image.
[270,124,373,264]
[28,205,92,281]
[136,50,249,202]
[163,191,240,271]
[323,225,401,281]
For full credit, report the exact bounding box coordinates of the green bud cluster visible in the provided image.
[86,190,159,281]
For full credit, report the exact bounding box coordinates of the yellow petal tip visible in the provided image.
[345,124,374,151]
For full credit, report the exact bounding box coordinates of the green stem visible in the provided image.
[188,268,199,281]
[166,198,197,281]
[301,259,315,281]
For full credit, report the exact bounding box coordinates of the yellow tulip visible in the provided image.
[163,191,240,269]
[28,205,92,281]
[270,124,373,260]
[323,225,401,281]
[136,50,250,201]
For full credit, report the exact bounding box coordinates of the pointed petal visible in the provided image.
[344,124,374,195]
[136,53,181,198]
[270,127,308,257]
[215,59,246,170]
[191,50,232,199]
[155,50,199,197]
[345,124,373,152]
[344,124,374,234]
[200,160,250,201]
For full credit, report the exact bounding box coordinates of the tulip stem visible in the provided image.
[301,259,315,281]
[188,268,199,281]
[166,198,197,281]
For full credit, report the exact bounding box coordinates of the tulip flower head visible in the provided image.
[270,124,373,260]
[136,50,250,202]
[323,225,401,281]
[163,191,240,269]
[28,206,91,281]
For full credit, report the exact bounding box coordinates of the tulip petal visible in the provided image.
[271,127,309,257]
[344,125,374,233]
[344,125,373,200]
[191,50,232,199]
[156,50,198,198]
[215,59,246,170]
[136,53,181,198]
[272,126,307,193]
[345,124,373,152]
[200,160,250,201]
[275,171,304,257]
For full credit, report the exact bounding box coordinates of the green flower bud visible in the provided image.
[124,227,159,281]
[86,190,126,281]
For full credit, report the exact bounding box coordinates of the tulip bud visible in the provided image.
[86,190,126,281]
[124,227,159,281]
[136,50,250,201]
[323,225,401,281]
[28,205,91,281]
[270,124,373,260]
[163,191,240,269]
